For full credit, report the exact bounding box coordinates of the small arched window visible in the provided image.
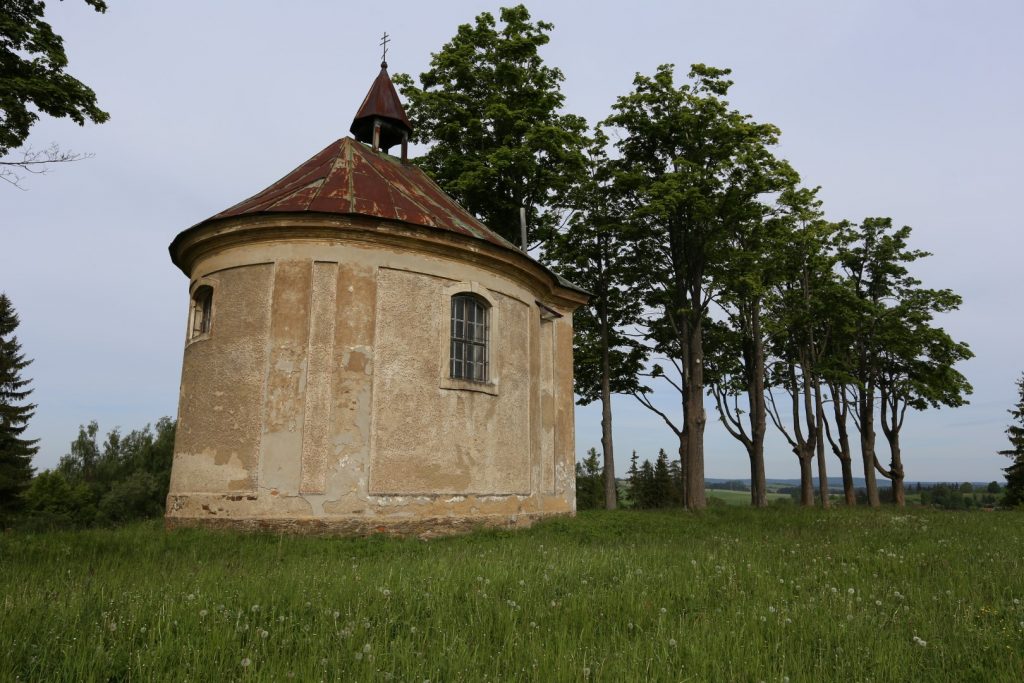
[190,285,213,339]
[450,294,489,382]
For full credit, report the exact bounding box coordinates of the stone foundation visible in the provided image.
[164,511,571,539]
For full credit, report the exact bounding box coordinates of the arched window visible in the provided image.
[190,285,213,339]
[450,294,489,382]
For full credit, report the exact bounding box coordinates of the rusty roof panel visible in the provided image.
[190,137,517,252]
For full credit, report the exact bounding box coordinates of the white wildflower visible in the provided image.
[912,635,927,647]
[241,657,252,668]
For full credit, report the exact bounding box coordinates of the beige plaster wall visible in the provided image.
[169,264,273,496]
[166,226,580,534]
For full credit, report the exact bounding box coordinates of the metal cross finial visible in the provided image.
[380,32,390,67]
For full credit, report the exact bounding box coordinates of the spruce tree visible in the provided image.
[1000,373,1024,507]
[0,294,38,517]
[653,449,673,508]
[626,450,640,508]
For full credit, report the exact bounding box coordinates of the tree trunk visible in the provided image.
[599,308,617,510]
[678,439,688,510]
[749,447,767,507]
[748,305,767,508]
[798,451,814,506]
[840,456,856,506]
[859,386,881,508]
[880,399,906,509]
[814,381,830,509]
[685,316,707,510]
[829,384,856,505]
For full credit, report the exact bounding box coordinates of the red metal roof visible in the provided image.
[199,137,515,250]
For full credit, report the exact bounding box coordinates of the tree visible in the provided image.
[1,0,110,187]
[874,288,972,506]
[545,134,644,510]
[605,64,791,510]
[393,5,589,245]
[0,293,37,519]
[575,448,604,510]
[652,449,673,508]
[837,218,928,507]
[1000,373,1024,507]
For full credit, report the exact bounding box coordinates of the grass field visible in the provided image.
[2,508,1023,682]
[706,488,791,505]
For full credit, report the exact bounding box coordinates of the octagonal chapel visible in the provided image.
[164,63,587,534]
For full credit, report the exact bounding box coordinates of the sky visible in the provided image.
[3,0,1022,483]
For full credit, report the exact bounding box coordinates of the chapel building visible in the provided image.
[164,62,587,534]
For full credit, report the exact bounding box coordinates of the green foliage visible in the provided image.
[393,4,588,245]
[0,293,37,521]
[1001,374,1024,507]
[602,63,794,509]
[0,0,109,158]
[626,449,682,509]
[24,417,175,528]
[544,133,644,406]
[574,448,604,510]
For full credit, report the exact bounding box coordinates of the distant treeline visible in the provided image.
[578,449,1008,511]
[16,419,175,529]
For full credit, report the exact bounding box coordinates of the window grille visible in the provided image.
[450,294,489,382]
[191,286,212,339]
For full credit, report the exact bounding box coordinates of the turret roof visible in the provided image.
[195,137,513,250]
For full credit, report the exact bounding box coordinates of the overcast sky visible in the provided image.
[4,0,1021,483]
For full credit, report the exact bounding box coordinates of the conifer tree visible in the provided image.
[626,450,640,508]
[653,449,673,508]
[638,459,655,509]
[1000,373,1024,507]
[0,294,37,517]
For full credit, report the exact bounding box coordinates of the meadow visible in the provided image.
[2,508,1022,682]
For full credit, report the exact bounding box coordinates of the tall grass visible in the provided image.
[2,508,1022,681]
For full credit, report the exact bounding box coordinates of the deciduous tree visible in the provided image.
[1,0,110,187]
[604,64,791,510]
[545,135,644,510]
[393,5,588,245]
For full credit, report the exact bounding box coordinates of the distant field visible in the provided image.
[706,487,791,505]
[2,508,1022,681]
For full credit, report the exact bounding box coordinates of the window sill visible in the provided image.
[440,377,499,396]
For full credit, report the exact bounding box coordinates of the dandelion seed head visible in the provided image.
[240,657,252,668]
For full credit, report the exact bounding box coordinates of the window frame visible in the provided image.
[449,293,490,382]
[440,282,498,395]
[187,280,215,343]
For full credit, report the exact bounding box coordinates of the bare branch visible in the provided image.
[0,144,94,189]
[631,390,682,437]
